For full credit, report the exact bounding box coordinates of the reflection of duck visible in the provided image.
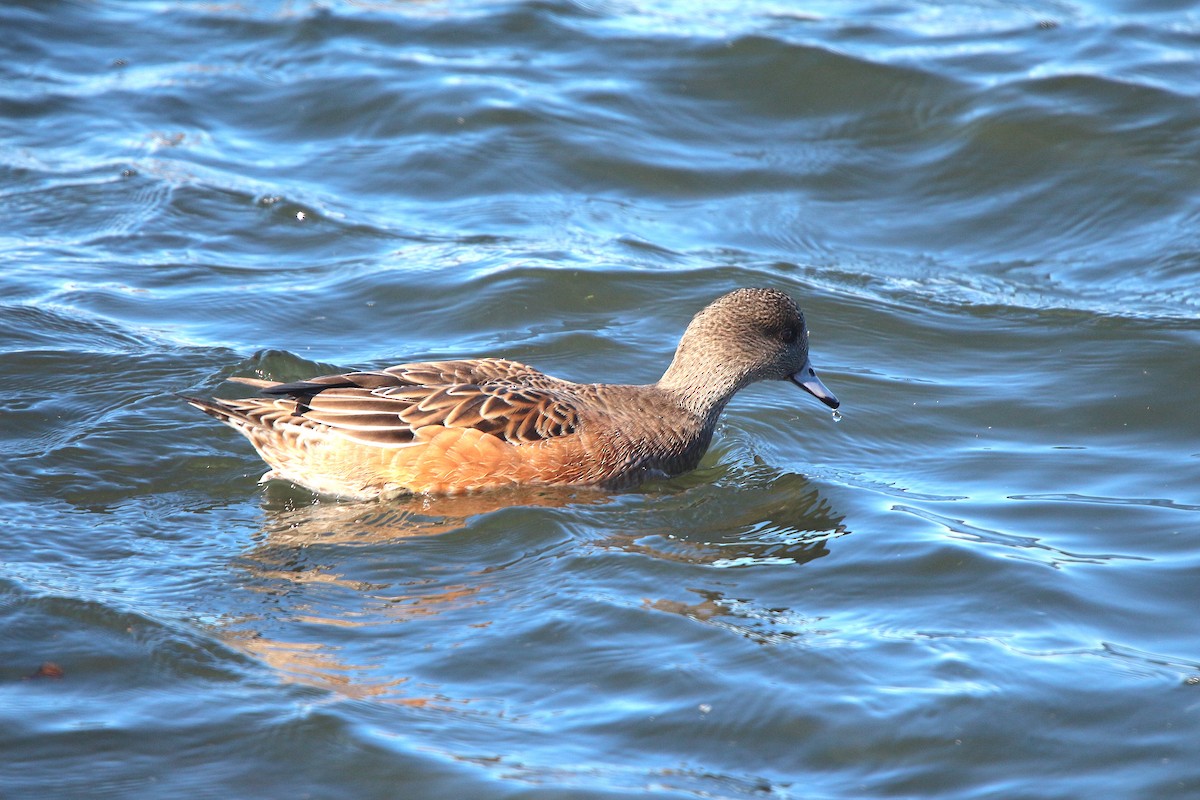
[248,483,608,546]
[647,587,825,647]
[221,491,593,703]
[186,289,838,499]
[597,472,847,570]
[218,471,846,701]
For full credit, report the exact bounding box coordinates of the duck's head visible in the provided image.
[660,287,840,411]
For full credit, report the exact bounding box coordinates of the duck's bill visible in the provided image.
[791,363,840,409]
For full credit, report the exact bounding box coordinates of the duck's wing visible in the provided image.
[240,358,551,396]
[229,358,582,447]
[384,358,557,387]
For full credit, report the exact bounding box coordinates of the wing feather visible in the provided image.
[236,358,582,447]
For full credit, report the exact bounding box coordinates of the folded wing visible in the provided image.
[237,358,581,447]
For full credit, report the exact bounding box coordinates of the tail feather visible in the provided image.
[180,394,251,427]
[226,376,284,390]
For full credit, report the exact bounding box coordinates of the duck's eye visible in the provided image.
[781,327,798,344]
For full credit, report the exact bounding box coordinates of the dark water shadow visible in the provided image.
[598,468,849,567]
[598,471,849,641]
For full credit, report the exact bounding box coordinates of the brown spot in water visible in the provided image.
[25,662,65,680]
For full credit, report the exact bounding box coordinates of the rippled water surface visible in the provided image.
[4,1,1200,797]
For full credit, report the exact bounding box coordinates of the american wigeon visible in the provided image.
[186,288,839,499]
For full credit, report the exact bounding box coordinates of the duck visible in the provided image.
[185,287,839,499]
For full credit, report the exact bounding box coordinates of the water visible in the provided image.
[3,1,1199,797]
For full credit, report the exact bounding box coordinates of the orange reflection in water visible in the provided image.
[216,485,606,703]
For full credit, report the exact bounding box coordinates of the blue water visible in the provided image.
[3,1,1199,798]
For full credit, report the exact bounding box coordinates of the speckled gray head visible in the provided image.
[660,287,840,412]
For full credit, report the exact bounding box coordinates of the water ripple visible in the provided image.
[893,504,1153,567]
[1009,492,1200,513]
